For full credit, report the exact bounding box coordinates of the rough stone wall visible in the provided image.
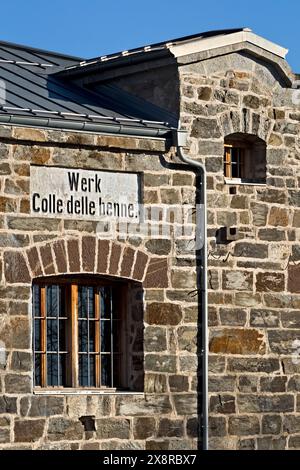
[179,50,300,450]
[101,63,180,116]
[0,126,199,449]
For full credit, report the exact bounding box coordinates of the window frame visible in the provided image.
[32,276,128,391]
[224,143,245,179]
[224,135,267,186]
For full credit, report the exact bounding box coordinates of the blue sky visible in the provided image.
[2,0,300,70]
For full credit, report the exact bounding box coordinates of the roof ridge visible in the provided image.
[65,28,245,69]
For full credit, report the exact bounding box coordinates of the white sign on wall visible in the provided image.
[30,166,141,222]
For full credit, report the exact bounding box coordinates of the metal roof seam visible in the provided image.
[0,105,170,127]
[0,59,54,67]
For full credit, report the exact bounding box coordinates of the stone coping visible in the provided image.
[0,125,168,152]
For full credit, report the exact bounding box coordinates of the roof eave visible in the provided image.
[54,48,174,79]
[0,114,172,139]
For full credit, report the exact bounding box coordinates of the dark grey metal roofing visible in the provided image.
[0,29,246,136]
[0,40,175,137]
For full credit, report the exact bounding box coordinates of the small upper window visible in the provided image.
[224,133,266,184]
[32,276,130,390]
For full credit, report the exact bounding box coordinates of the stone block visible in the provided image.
[289,190,300,207]
[228,416,259,436]
[208,375,236,392]
[144,258,168,288]
[177,326,197,353]
[67,239,80,272]
[144,326,167,352]
[47,418,84,441]
[145,302,182,325]
[145,239,171,256]
[40,244,55,275]
[222,270,253,291]
[10,351,31,372]
[258,229,286,241]
[4,251,30,283]
[14,419,45,442]
[237,394,294,413]
[227,357,279,373]
[52,240,67,273]
[256,188,287,205]
[120,246,135,277]
[250,309,279,327]
[145,354,176,373]
[27,396,64,417]
[260,376,287,392]
[262,415,282,435]
[238,376,258,393]
[0,396,17,414]
[171,269,196,289]
[26,246,43,277]
[219,308,247,326]
[116,395,172,416]
[208,356,225,373]
[209,329,265,354]
[268,207,289,226]
[198,86,212,100]
[268,329,300,354]
[256,437,286,450]
[208,416,226,437]
[13,127,46,142]
[256,272,285,292]
[243,94,260,109]
[0,196,17,213]
[144,374,168,393]
[234,242,268,259]
[183,305,198,323]
[287,376,300,391]
[179,355,198,373]
[5,374,31,394]
[168,375,189,392]
[0,428,10,444]
[210,394,236,414]
[133,417,156,439]
[96,418,130,439]
[191,118,222,139]
[157,418,184,439]
[7,216,60,231]
[288,436,300,449]
[288,265,300,293]
[173,394,197,415]
[283,415,300,434]
[250,202,268,226]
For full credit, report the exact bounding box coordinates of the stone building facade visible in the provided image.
[0,28,300,450]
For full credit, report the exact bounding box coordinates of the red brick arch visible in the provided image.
[3,237,169,288]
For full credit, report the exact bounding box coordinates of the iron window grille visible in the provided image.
[32,278,126,389]
[224,144,244,179]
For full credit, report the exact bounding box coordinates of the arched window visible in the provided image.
[224,133,266,184]
[32,275,143,391]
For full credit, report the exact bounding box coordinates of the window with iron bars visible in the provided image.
[223,134,267,183]
[224,144,244,179]
[32,277,127,390]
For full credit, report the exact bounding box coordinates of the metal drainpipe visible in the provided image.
[173,129,208,450]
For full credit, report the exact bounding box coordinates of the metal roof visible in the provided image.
[60,28,245,73]
[1,28,280,137]
[0,40,175,137]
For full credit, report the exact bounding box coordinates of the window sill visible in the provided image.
[33,388,144,396]
[224,178,266,186]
